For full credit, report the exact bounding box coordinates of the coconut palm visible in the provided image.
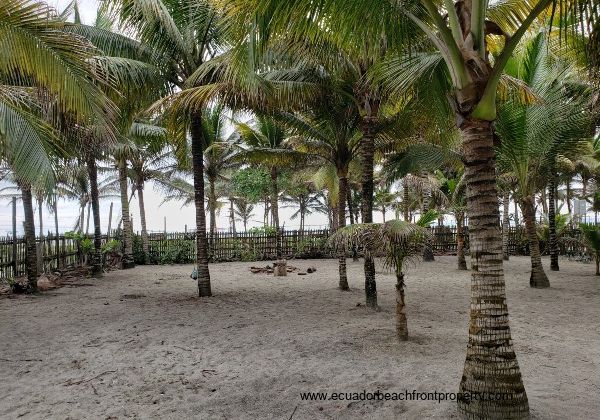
[234,199,255,232]
[108,0,239,296]
[66,1,170,268]
[281,87,363,289]
[496,32,596,288]
[374,185,397,223]
[235,116,298,231]
[0,0,117,290]
[330,213,433,340]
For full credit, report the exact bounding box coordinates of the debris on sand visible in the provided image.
[250,264,298,274]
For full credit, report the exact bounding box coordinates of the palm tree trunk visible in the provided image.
[270,166,282,258]
[137,183,149,263]
[347,186,358,261]
[209,177,217,241]
[53,198,61,270]
[229,197,236,236]
[86,155,103,277]
[79,203,85,233]
[395,270,408,341]
[522,196,550,288]
[37,198,43,273]
[118,158,134,269]
[457,119,529,419]
[85,202,91,235]
[338,174,349,290]
[540,188,548,218]
[403,178,410,221]
[566,179,572,218]
[331,205,339,231]
[502,192,510,261]
[513,196,520,227]
[347,187,355,224]
[21,182,38,293]
[422,187,435,262]
[191,112,211,297]
[263,197,269,226]
[270,167,280,230]
[456,211,467,270]
[360,125,377,308]
[548,175,559,271]
[381,205,386,223]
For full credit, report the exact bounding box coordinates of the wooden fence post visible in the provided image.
[12,197,17,277]
[107,202,113,237]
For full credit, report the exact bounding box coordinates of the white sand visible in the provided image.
[1,256,598,419]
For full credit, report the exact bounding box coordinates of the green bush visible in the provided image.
[159,242,194,264]
[248,226,277,236]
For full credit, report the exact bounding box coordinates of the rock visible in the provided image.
[298,272,307,276]
[37,275,57,291]
[307,266,317,273]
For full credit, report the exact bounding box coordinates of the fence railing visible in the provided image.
[0,226,589,280]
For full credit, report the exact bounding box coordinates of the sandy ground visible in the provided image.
[0,256,598,420]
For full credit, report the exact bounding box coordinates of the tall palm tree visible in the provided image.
[374,185,397,223]
[109,0,236,296]
[282,191,326,233]
[496,32,595,288]
[235,115,301,239]
[200,106,240,240]
[1,0,116,290]
[282,87,362,290]
[67,1,170,268]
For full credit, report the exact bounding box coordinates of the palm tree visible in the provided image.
[282,88,363,289]
[330,215,432,341]
[282,192,326,233]
[580,223,600,275]
[496,32,595,288]
[374,185,397,223]
[113,123,172,262]
[235,115,304,259]
[1,0,114,290]
[234,199,255,232]
[438,170,468,270]
[109,0,237,296]
[200,106,240,240]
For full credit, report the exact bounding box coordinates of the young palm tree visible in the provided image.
[580,223,600,275]
[330,215,432,341]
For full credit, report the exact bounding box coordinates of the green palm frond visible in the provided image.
[416,209,439,227]
[0,98,58,188]
[0,0,115,126]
